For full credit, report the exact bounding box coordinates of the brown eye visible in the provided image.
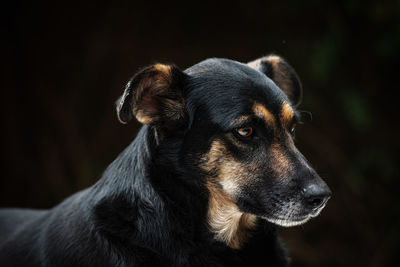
[236,127,253,137]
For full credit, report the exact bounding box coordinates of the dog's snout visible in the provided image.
[302,183,331,210]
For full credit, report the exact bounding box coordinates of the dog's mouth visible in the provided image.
[263,215,311,227]
[261,200,328,227]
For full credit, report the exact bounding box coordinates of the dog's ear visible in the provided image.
[248,55,302,107]
[116,64,187,125]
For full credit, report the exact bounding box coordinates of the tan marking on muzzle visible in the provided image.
[269,143,293,179]
[202,140,246,197]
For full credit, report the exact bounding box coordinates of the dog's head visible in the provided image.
[117,55,331,248]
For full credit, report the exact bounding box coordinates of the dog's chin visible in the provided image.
[260,203,327,227]
[262,215,311,227]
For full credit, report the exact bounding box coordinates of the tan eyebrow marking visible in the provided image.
[231,115,251,127]
[252,102,276,128]
[281,101,294,126]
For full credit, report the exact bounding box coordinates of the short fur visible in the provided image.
[0,55,330,267]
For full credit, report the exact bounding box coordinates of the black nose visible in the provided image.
[302,183,331,210]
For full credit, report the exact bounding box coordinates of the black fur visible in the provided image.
[0,56,330,267]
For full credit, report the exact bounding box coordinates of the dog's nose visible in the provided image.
[302,183,331,210]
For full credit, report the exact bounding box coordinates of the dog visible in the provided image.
[0,55,331,267]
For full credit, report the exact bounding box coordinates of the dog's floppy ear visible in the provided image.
[116,64,187,125]
[248,55,302,107]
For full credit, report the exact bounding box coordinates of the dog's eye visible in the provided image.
[236,127,253,137]
[289,123,296,135]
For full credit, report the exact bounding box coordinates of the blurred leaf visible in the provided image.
[375,24,400,59]
[346,167,366,195]
[356,148,399,184]
[311,37,338,83]
[340,89,370,131]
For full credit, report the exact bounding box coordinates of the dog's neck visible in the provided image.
[92,126,203,242]
[92,126,156,201]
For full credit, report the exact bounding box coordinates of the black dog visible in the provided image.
[0,55,331,267]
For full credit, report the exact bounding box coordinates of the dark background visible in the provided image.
[1,1,399,266]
